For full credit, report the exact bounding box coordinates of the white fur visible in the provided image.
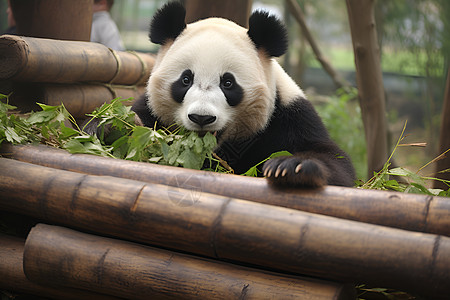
[272,61,306,105]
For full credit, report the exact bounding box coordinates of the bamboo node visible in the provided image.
[128,50,148,86]
[108,48,122,84]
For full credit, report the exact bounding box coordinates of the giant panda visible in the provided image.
[131,1,356,188]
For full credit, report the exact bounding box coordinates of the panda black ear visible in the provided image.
[247,11,288,57]
[150,1,186,45]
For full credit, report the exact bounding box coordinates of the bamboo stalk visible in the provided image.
[0,35,154,85]
[23,224,352,300]
[0,233,121,300]
[11,83,145,118]
[1,158,449,297]
[1,143,449,237]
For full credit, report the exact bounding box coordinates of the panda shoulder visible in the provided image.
[272,61,306,107]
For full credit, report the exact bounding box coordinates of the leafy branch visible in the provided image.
[359,121,450,196]
[0,95,217,170]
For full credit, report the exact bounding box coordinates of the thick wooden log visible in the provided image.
[1,143,449,237]
[0,35,155,85]
[0,233,121,300]
[11,83,144,117]
[23,224,352,300]
[0,158,449,297]
[185,0,252,28]
[10,0,93,41]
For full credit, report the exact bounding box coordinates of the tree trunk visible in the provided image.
[10,0,93,41]
[346,0,388,179]
[434,68,450,189]
[184,0,252,28]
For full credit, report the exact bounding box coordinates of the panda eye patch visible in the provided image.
[180,69,193,86]
[220,72,243,106]
[221,73,235,89]
[171,69,194,103]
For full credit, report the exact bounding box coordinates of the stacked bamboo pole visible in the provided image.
[11,83,145,118]
[22,224,350,300]
[0,35,154,85]
[0,150,449,298]
[0,35,154,117]
[0,233,122,300]
[1,143,448,237]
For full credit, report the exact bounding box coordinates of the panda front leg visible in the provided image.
[263,154,330,188]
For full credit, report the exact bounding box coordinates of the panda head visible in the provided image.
[146,2,288,141]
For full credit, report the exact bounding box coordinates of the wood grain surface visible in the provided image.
[0,35,154,85]
[23,224,353,300]
[2,143,448,237]
[0,233,122,300]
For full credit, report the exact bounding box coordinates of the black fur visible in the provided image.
[247,10,288,57]
[131,94,157,127]
[132,95,161,128]
[149,1,186,45]
[215,96,355,187]
[132,95,355,188]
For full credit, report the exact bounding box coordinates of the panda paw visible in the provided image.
[262,156,328,188]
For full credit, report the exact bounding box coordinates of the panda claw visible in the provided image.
[281,169,287,177]
[275,167,282,178]
[295,164,302,173]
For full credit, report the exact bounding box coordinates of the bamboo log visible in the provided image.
[11,83,145,117]
[1,143,449,237]
[23,224,352,300]
[0,233,121,300]
[0,35,155,85]
[1,158,449,297]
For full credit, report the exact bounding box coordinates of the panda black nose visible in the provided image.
[188,114,216,126]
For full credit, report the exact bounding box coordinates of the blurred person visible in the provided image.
[91,0,124,50]
[4,0,16,34]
